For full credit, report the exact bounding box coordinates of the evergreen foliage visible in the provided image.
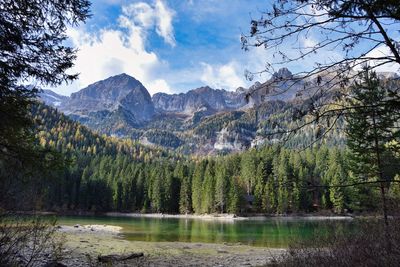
[22,102,399,214]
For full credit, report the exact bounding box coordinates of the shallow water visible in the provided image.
[57,215,355,247]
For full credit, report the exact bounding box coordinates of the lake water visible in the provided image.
[57,215,354,247]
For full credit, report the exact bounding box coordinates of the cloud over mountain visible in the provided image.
[56,0,175,96]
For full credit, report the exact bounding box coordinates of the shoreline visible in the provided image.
[23,210,355,221]
[58,224,122,234]
[104,212,355,221]
[53,214,352,266]
[58,228,286,267]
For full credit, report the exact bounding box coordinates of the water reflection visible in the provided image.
[57,216,354,247]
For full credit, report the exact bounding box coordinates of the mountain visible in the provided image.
[39,69,345,154]
[60,73,154,124]
[39,89,68,107]
[152,86,246,115]
[27,102,357,216]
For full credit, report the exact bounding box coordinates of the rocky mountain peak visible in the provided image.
[272,68,293,80]
[235,87,246,93]
[70,73,146,102]
[39,89,68,107]
[248,81,262,91]
[192,86,217,94]
[58,73,154,123]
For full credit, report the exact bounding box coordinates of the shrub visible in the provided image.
[0,214,64,266]
[272,219,400,267]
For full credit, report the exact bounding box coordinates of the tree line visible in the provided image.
[26,102,399,214]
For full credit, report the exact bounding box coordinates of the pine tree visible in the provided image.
[136,170,145,211]
[326,149,346,213]
[214,160,229,213]
[263,174,276,213]
[240,150,257,195]
[150,168,163,213]
[191,162,205,214]
[275,150,290,213]
[0,1,90,210]
[346,70,400,224]
[164,166,180,213]
[201,161,215,214]
[227,176,241,214]
[254,162,266,211]
[179,175,192,214]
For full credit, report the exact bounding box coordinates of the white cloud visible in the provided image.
[303,4,329,24]
[154,1,176,47]
[122,0,176,47]
[147,79,172,93]
[200,61,247,90]
[359,45,400,73]
[53,0,176,96]
[301,36,317,49]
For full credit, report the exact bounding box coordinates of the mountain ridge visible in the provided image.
[40,69,397,154]
[43,69,300,117]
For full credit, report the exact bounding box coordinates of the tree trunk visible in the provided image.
[372,110,388,226]
[372,110,391,251]
[379,182,389,227]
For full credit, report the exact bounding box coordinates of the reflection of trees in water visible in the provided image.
[60,216,354,246]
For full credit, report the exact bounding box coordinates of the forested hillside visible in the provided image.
[40,71,350,154]
[26,103,399,214]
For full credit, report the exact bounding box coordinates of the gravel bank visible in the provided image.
[57,225,285,266]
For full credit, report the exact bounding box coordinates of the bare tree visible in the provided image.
[241,0,400,146]
[242,0,400,82]
[0,215,64,267]
[241,1,400,226]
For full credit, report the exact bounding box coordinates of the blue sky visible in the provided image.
[54,0,277,95]
[54,0,399,96]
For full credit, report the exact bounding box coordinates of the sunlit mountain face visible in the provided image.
[39,67,364,154]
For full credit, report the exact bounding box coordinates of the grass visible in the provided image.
[271,218,400,267]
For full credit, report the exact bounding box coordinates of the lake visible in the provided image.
[57,215,355,247]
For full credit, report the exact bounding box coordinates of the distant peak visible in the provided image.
[236,86,246,93]
[110,73,137,80]
[272,68,293,80]
[97,73,145,89]
[70,72,150,102]
[192,86,214,93]
[248,81,261,91]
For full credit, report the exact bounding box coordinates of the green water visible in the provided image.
[57,215,355,247]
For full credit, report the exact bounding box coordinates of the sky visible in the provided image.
[53,0,286,96]
[53,0,400,96]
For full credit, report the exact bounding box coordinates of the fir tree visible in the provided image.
[346,70,400,224]
[179,175,192,214]
[191,162,205,214]
[201,161,215,214]
[214,160,229,213]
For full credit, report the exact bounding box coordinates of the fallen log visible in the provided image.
[98,252,144,263]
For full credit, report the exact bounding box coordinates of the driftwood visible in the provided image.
[98,252,144,263]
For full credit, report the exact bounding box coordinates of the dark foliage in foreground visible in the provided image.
[273,219,400,267]
[15,103,397,215]
[0,215,63,267]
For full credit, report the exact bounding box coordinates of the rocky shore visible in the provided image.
[56,224,285,266]
[103,212,354,221]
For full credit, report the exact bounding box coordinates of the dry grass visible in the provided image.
[271,219,400,267]
[0,214,64,266]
